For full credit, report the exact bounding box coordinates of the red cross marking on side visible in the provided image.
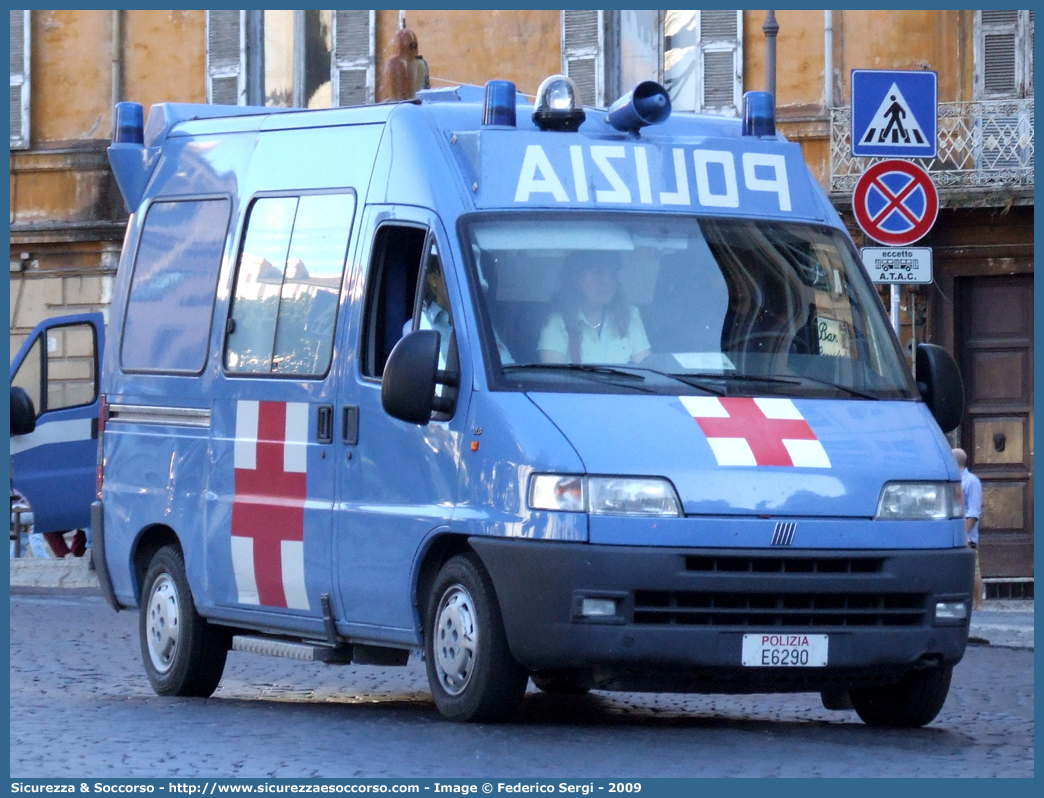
[232,401,307,608]
[693,398,818,467]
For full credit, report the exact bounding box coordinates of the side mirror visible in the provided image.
[10,386,37,436]
[915,343,964,434]
[382,331,458,425]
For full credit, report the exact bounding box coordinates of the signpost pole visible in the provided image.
[910,287,917,361]
[890,284,900,335]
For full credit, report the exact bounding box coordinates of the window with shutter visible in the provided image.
[562,10,604,108]
[10,9,30,150]
[207,10,246,105]
[698,10,742,116]
[663,10,742,115]
[664,11,697,111]
[302,10,334,108]
[975,10,1033,172]
[977,9,1032,98]
[619,10,663,90]
[332,9,374,106]
[263,10,343,109]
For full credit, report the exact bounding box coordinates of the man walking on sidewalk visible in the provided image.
[953,448,983,611]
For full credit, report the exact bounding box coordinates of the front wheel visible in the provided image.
[850,665,953,728]
[139,545,230,697]
[424,553,528,722]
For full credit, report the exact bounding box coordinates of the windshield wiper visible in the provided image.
[504,364,731,396]
[504,365,881,400]
[502,363,658,392]
[504,363,646,380]
[669,372,796,394]
[671,371,881,400]
[785,374,882,400]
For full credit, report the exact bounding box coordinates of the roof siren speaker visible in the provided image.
[606,82,671,134]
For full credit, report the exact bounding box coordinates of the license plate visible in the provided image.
[742,633,828,667]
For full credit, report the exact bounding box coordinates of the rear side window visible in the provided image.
[225,192,356,377]
[121,199,232,373]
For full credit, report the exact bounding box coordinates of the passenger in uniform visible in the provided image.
[537,252,651,365]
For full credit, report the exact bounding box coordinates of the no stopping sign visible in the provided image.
[852,159,938,246]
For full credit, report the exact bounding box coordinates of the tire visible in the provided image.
[850,665,953,728]
[820,687,854,711]
[139,545,230,697]
[531,672,592,695]
[424,553,528,722]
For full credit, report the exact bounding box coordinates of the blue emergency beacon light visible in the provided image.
[606,81,671,134]
[108,101,152,212]
[742,91,776,137]
[482,80,517,127]
[113,101,145,144]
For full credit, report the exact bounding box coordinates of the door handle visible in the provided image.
[317,405,334,444]
[342,406,359,445]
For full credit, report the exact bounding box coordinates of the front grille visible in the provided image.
[633,591,927,627]
[685,555,885,574]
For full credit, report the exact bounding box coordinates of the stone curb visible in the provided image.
[9,556,100,589]
[967,623,1034,650]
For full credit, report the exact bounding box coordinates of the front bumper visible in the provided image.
[471,538,974,693]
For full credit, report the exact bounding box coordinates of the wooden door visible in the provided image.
[958,274,1034,577]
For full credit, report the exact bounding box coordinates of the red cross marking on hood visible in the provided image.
[693,398,818,467]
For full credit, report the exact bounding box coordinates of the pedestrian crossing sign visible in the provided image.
[851,70,937,159]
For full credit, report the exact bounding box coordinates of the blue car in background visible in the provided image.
[10,312,105,540]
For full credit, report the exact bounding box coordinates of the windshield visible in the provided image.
[462,214,917,399]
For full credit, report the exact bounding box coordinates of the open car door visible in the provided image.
[10,312,104,535]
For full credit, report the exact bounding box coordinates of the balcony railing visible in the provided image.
[831,98,1033,201]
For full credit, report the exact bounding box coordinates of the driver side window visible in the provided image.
[12,323,98,416]
[412,240,456,372]
[411,239,459,402]
[360,224,426,379]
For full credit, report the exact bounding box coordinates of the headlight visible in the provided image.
[529,474,584,512]
[875,482,963,520]
[587,477,682,516]
[529,474,682,517]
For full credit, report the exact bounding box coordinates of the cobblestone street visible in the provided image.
[9,592,1034,778]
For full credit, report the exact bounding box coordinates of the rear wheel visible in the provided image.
[850,665,953,728]
[424,553,528,722]
[139,545,229,697]
[820,687,854,711]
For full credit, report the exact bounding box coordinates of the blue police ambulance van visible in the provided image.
[92,76,973,726]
